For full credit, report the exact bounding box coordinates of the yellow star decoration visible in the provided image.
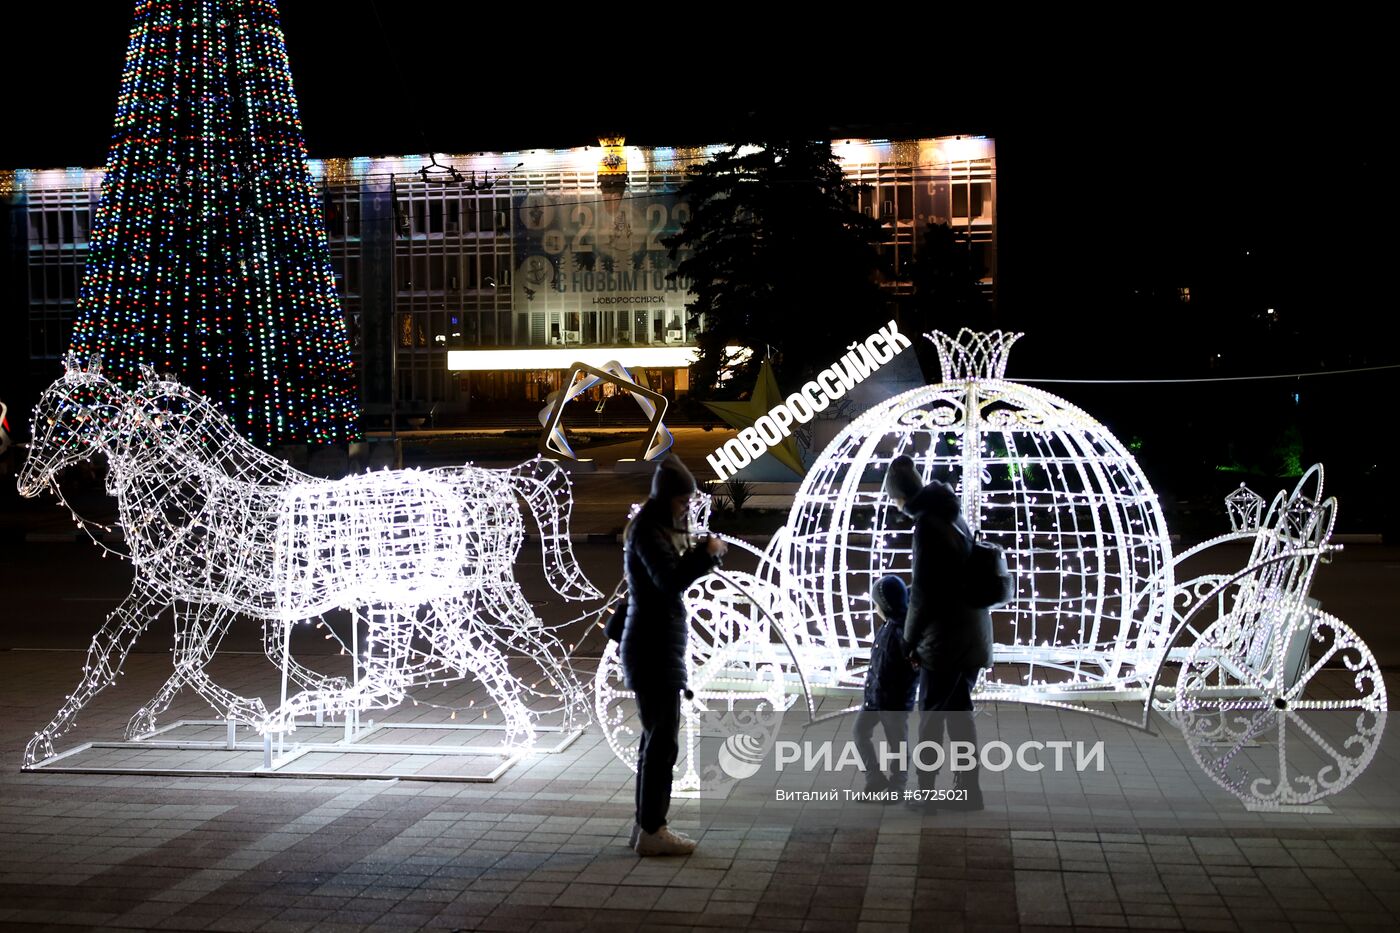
[703,359,805,477]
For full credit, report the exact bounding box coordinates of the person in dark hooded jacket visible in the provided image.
[851,574,917,794]
[621,453,726,855]
[882,454,992,809]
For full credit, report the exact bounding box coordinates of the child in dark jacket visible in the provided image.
[852,575,918,793]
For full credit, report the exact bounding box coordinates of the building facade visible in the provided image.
[2,136,995,422]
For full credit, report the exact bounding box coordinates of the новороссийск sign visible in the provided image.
[706,320,913,481]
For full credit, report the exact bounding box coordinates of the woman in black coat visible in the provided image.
[621,454,726,855]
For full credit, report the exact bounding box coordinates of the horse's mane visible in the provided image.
[132,378,314,488]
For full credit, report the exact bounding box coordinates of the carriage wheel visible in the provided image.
[1176,605,1387,713]
[1169,703,1386,809]
[594,572,790,795]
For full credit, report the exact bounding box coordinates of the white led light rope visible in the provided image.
[771,330,1177,698]
[18,356,600,765]
[596,330,1387,781]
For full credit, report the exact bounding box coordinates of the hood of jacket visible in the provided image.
[903,478,961,522]
[650,453,698,500]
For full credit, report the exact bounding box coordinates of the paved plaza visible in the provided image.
[2,462,1398,931]
[1,646,1398,932]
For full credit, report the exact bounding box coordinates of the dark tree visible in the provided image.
[909,223,988,314]
[901,222,992,380]
[664,139,887,397]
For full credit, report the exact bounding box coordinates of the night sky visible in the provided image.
[0,6,1394,528]
[1,6,1390,373]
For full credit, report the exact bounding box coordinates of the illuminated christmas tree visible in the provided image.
[69,0,358,445]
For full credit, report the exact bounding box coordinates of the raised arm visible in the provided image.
[634,522,720,595]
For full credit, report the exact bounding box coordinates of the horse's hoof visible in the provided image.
[126,711,158,740]
[24,736,56,766]
[235,703,270,729]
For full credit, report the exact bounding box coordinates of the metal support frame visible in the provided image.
[24,717,585,783]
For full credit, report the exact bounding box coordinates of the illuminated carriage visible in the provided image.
[595,331,1386,787]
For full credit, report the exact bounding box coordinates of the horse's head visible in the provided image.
[17,353,130,498]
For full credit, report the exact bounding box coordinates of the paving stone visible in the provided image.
[2,640,1399,931]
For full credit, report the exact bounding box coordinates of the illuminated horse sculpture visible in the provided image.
[17,356,600,765]
[118,370,598,738]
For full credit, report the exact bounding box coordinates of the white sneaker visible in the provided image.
[634,826,698,856]
[631,822,691,848]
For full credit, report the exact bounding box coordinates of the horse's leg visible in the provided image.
[126,607,196,739]
[127,601,229,737]
[126,671,186,740]
[261,617,347,695]
[170,604,268,728]
[434,599,537,748]
[490,580,587,728]
[26,582,161,765]
[264,607,408,734]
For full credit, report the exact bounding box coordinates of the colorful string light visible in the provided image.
[68,0,359,447]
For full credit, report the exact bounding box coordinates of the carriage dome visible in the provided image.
[779,330,1176,693]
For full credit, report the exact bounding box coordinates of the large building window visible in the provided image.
[953,181,992,220]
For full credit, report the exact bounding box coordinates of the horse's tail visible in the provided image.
[506,457,602,601]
